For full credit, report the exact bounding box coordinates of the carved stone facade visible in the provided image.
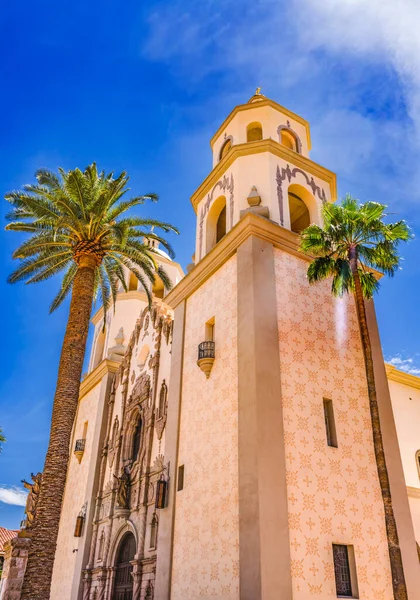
[80,304,173,600]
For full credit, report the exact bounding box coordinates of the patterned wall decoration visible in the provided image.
[274,249,393,599]
[198,173,234,260]
[276,164,327,227]
[171,256,239,599]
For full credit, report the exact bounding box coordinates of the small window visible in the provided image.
[289,192,310,234]
[152,274,165,299]
[333,544,358,598]
[216,205,226,243]
[246,122,263,142]
[416,450,420,479]
[177,465,185,491]
[128,272,138,291]
[205,317,215,342]
[219,138,232,161]
[281,129,298,152]
[323,399,338,448]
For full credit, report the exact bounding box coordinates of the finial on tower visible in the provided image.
[255,87,261,95]
[248,87,266,103]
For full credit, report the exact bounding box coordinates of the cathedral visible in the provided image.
[5,91,420,600]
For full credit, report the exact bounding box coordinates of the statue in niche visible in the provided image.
[114,466,130,508]
[21,472,42,529]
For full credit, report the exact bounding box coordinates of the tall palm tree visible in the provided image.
[300,195,410,600]
[5,163,178,600]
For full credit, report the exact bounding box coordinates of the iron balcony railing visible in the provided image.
[75,438,86,452]
[198,341,215,360]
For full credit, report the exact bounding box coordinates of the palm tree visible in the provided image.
[300,194,410,600]
[0,426,5,452]
[5,163,178,600]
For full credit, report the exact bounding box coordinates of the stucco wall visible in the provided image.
[388,377,420,545]
[171,256,239,599]
[274,249,393,599]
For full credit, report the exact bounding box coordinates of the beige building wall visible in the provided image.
[387,373,420,547]
[274,249,393,599]
[170,256,239,599]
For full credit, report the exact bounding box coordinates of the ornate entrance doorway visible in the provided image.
[113,532,136,600]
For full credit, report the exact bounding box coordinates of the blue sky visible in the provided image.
[1,0,420,529]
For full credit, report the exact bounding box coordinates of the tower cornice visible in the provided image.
[190,138,337,213]
[164,212,307,308]
[209,98,311,150]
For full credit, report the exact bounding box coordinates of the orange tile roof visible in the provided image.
[0,527,19,553]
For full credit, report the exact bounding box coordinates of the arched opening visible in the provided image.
[152,274,165,299]
[128,272,138,291]
[132,417,142,461]
[281,129,298,152]
[219,138,232,161]
[92,328,106,370]
[113,532,136,599]
[216,205,226,243]
[246,122,263,142]
[206,196,227,253]
[288,191,310,234]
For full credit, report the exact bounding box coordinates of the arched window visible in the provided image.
[152,274,164,299]
[128,272,138,291]
[132,418,142,461]
[92,328,106,370]
[281,129,298,152]
[216,205,226,243]
[219,138,232,161]
[289,191,310,234]
[416,450,420,479]
[206,196,227,253]
[150,513,158,549]
[158,381,168,419]
[246,122,263,142]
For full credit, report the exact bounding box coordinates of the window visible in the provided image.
[288,191,310,234]
[246,122,263,142]
[216,205,226,243]
[152,274,165,299]
[219,138,232,161]
[416,450,420,479]
[132,419,142,460]
[205,317,215,342]
[323,399,338,448]
[333,544,358,598]
[177,465,185,491]
[206,196,227,253]
[150,513,158,549]
[92,327,106,370]
[128,272,138,291]
[281,129,298,152]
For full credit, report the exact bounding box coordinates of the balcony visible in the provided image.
[74,438,86,464]
[197,341,215,378]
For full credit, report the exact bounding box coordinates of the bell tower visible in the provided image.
[155,92,420,599]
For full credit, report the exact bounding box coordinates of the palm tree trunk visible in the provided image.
[21,255,97,600]
[349,249,407,600]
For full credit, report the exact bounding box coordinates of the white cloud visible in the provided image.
[387,355,420,376]
[296,0,420,132]
[0,485,27,507]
